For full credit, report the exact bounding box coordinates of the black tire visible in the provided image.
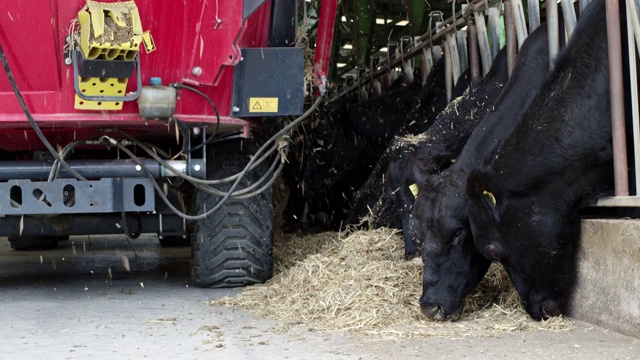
[192,140,274,288]
[9,236,66,250]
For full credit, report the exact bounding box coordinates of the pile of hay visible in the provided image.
[212,228,573,338]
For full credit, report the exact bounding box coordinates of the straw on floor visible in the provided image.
[211,228,573,338]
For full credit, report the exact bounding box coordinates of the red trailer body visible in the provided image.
[0,0,336,288]
[0,0,273,151]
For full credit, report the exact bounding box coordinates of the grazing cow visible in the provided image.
[348,47,509,259]
[345,57,469,231]
[412,23,554,320]
[466,0,620,320]
[287,57,452,230]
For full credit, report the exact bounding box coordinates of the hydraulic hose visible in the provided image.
[0,43,87,181]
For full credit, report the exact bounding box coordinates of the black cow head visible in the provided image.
[467,169,576,320]
[388,136,471,260]
[411,170,492,321]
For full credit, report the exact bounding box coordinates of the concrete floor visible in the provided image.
[0,235,637,359]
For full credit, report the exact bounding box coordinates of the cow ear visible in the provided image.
[467,169,493,200]
[441,134,470,166]
[429,135,471,170]
[484,243,506,260]
[467,169,500,216]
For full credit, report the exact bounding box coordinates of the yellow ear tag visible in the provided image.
[409,183,420,197]
[451,158,456,163]
[482,190,497,207]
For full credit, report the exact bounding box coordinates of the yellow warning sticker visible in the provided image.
[249,97,279,113]
[142,31,156,53]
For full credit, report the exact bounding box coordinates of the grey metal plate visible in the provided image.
[0,178,155,215]
[244,0,268,20]
[231,47,304,117]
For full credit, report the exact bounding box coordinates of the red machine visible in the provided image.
[0,0,336,287]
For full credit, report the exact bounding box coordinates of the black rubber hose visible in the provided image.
[169,83,220,154]
[0,43,87,181]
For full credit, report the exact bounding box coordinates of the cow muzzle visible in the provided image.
[541,299,561,319]
[420,302,463,321]
[527,293,562,320]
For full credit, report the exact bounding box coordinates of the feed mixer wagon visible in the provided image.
[0,0,336,287]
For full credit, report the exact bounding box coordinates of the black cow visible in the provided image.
[344,57,465,229]
[466,0,620,320]
[412,23,553,320]
[349,47,509,259]
[288,57,453,230]
[345,57,469,228]
[402,56,467,136]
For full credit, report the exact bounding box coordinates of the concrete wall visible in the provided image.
[568,219,640,338]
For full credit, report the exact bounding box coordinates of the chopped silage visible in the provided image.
[211,228,573,338]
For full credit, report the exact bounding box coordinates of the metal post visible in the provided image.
[371,54,382,96]
[505,0,518,76]
[400,36,415,85]
[527,0,541,32]
[561,0,578,40]
[444,39,453,101]
[312,0,338,91]
[626,0,640,193]
[404,0,428,37]
[627,0,640,50]
[447,33,461,86]
[474,10,492,77]
[468,19,482,86]
[433,45,442,63]
[579,0,591,13]
[433,45,442,62]
[386,41,400,87]
[354,0,372,67]
[488,7,501,60]
[546,0,560,69]
[421,47,434,85]
[357,66,368,102]
[605,0,629,196]
[457,30,468,74]
[511,0,529,49]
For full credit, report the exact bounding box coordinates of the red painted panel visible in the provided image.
[0,0,62,92]
[0,0,274,151]
[313,0,338,89]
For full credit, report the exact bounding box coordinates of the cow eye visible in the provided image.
[452,227,465,245]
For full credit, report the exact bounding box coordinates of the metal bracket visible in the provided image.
[72,49,142,102]
[0,178,155,215]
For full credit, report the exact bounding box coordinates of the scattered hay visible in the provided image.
[212,228,573,338]
[392,133,432,147]
[89,14,134,45]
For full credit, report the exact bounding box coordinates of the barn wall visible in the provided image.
[568,219,640,338]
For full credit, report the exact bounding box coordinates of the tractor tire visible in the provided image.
[192,140,273,288]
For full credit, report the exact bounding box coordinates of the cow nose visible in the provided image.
[541,299,561,318]
[420,303,445,320]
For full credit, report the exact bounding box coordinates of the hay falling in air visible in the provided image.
[211,228,573,338]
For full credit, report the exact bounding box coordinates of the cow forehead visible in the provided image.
[424,217,463,248]
[422,237,448,257]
